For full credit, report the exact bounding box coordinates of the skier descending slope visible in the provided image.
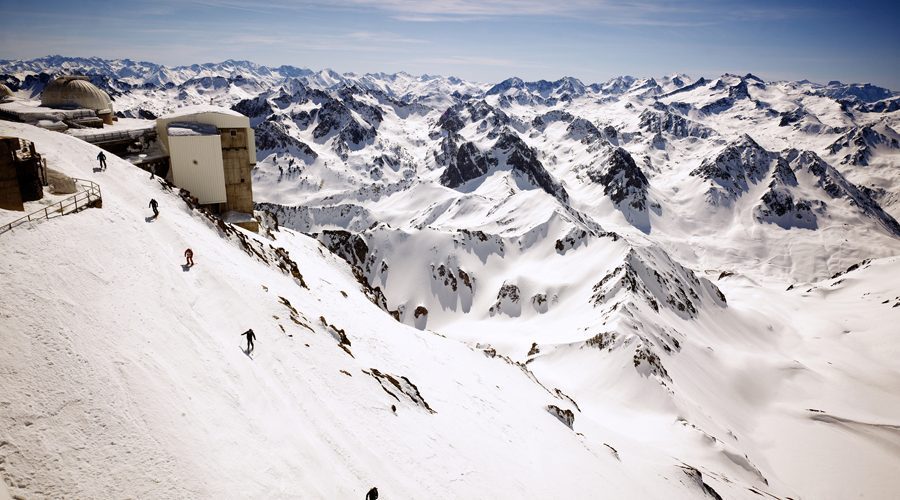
[184,248,194,267]
[366,486,378,500]
[241,328,256,354]
[148,198,159,218]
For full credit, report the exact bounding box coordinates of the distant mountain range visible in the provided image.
[2,54,900,498]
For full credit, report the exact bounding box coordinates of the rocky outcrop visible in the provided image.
[584,147,650,212]
[436,100,509,134]
[494,131,569,202]
[828,124,900,166]
[489,282,522,317]
[438,130,568,202]
[546,405,575,429]
[753,155,817,228]
[365,368,436,413]
[590,248,727,320]
[690,134,773,205]
[786,149,900,236]
[638,108,714,139]
[254,119,318,160]
[439,141,495,187]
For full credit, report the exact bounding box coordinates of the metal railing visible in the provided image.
[0,178,102,235]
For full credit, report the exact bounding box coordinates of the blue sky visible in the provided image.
[1,0,898,88]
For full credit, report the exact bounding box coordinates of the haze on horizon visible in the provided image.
[1,0,898,88]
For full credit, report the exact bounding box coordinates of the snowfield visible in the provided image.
[0,123,715,499]
[2,56,900,499]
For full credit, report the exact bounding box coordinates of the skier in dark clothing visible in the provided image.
[149,198,159,217]
[184,248,194,267]
[366,487,378,500]
[97,151,107,170]
[241,328,256,353]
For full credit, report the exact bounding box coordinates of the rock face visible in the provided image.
[816,82,895,103]
[638,108,714,139]
[583,245,728,386]
[436,100,510,134]
[753,157,818,229]
[413,306,428,330]
[232,94,276,122]
[438,130,568,203]
[439,141,494,187]
[690,134,773,205]
[489,282,522,317]
[546,405,575,429]
[828,124,900,166]
[591,248,727,320]
[785,149,900,236]
[254,119,318,160]
[586,148,649,211]
[494,132,569,202]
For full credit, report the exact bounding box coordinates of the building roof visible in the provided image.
[158,104,246,121]
[167,121,219,137]
[155,105,256,162]
[40,76,114,114]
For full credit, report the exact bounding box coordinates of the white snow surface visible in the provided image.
[0,122,715,499]
[2,57,900,498]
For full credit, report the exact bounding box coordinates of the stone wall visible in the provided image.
[0,137,44,211]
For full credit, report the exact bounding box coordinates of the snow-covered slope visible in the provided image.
[3,55,900,498]
[1,122,726,499]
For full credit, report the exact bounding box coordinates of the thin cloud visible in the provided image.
[326,0,813,25]
[225,31,429,53]
[420,55,524,67]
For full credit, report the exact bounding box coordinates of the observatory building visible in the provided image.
[155,106,257,231]
[0,83,13,102]
[40,76,115,125]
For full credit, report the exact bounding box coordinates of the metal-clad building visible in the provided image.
[155,106,257,230]
[168,130,227,204]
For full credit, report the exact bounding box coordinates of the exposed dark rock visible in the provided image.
[546,405,575,429]
[585,331,618,350]
[494,131,569,202]
[639,108,714,138]
[590,248,727,319]
[584,148,649,211]
[254,119,318,159]
[690,134,772,204]
[633,345,670,381]
[232,94,275,121]
[679,464,724,500]
[365,368,436,413]
[489,281,522,317]
[440,141,494,187]
[786,149,900,236]
[828,124,899,166]
[699,96,735,114]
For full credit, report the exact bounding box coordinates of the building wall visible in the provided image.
[168,135,227,204]
[220,128,254,213]
[0,138,24,211]
[156,111,257,163]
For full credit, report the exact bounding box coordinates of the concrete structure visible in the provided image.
[41,76,115,125]
[0,137,45,211]
[156,106,257,231]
